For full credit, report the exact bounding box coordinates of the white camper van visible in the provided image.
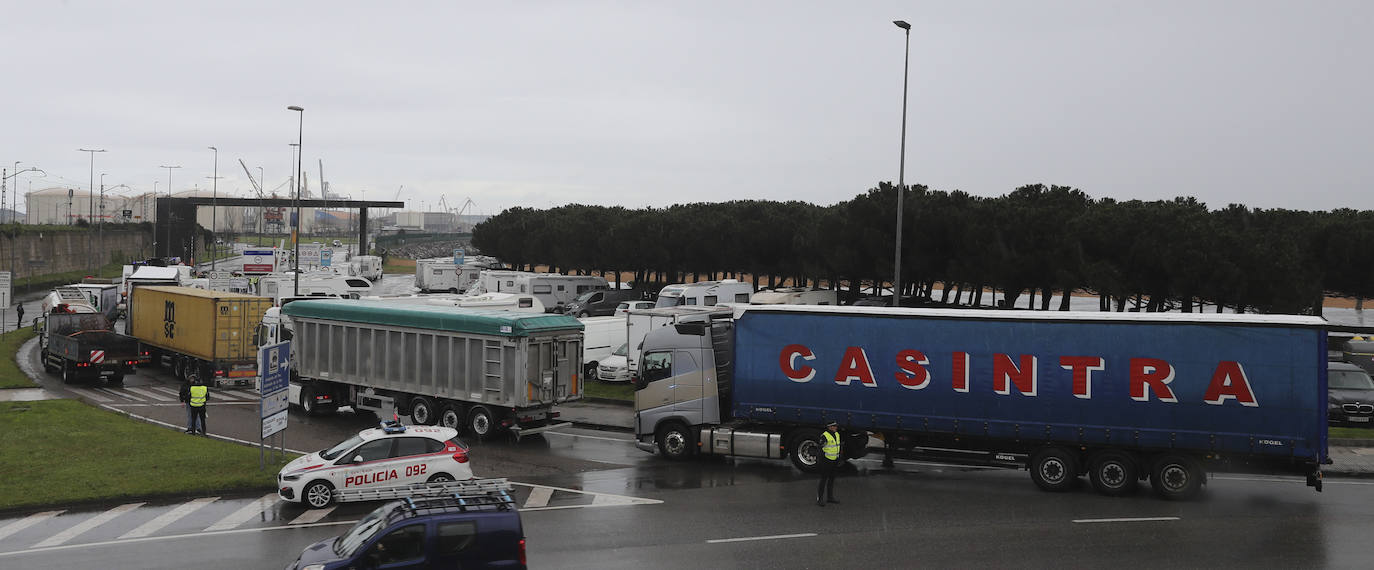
[350,255,383,281]
[468,270,609,313]
[257,272,373,305]
[579,316,628,377]
[653,279,753,308]
[415,260,487,293]
[750,287,837,306]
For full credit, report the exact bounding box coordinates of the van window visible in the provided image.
[704,296,718,306]
[369,524,426,565]
[557,285,565,291]
[533,284,552,294]
[432,269,443,275]
[734,293,750,303]
[519,297,533,308]
[685,297,697,305]
[347,279,370,287]
[437,520,478,555]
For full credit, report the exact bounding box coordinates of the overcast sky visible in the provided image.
[3,1,1369,217]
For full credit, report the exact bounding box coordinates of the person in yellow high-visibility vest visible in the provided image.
[188,378,209,436]
[816,421,842,506]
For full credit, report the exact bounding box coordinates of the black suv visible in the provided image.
[288,492,526,569]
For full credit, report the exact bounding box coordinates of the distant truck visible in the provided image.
[654,279,753,308]
[126,286,274,387]
[38,309,138,385]
[750,287,837,306]
[634,305,1329,499]
[74,283,122,322]
[278,300,583,439]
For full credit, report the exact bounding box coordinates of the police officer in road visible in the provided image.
[817,421,842,506]
[188,378,209,436]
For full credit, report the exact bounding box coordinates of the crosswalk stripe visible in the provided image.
[204,493,278,531]
[77,389,113,403]
[146,386,182,399]
[32,503,143,548]
[94,387,132,401]
[523,487,553,508]
[123,387,171,401]
[0,510,64,541]
[222,389,258,401]
[119,497,219,539]
[289,505,336,525]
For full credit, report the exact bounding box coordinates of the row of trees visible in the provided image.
[471,184,1372,313]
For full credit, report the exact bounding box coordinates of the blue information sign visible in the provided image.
[258,341,291,395]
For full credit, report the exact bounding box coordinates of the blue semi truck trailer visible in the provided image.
[632,305,1329,499]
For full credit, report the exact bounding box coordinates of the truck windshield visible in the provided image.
[320,435,365,460]
[654,295,684,308]
[1330,369,1374,390]
[334,504,390,557]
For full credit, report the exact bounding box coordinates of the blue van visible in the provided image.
[287,492,526,569]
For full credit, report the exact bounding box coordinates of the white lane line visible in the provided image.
[32,503,144,548]
[123,386,171,402]
[0,511,64,541]
[523,487,554,509]
[1072,517,1180,524]
[204,493,279,532]
[706,533,818,544]
[119,497,219,539]
[76,389,112,403]
[287,508,335,527]
[515,482,662,506]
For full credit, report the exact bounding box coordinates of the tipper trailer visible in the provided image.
[633,305,1330,499]
[127,286,275,387]
[281,299,584,439]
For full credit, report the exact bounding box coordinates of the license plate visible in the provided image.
[1350,416,1370,423]
[100,370,114,376]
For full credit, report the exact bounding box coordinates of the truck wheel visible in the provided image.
[172,357,186,381]
[302,387,321,416]
[410,397,437,425]
[788,429,823,472]
[1150,454,1204,500]
[106,374,125,386]
[1029,447,1079,492]
[467,405,494,438]
[656,421,695,460]
[303,480,334,509]
[61,363,75,384]
[438,405,462,430]
[40,350,55,373]
[1088,451,1139,496]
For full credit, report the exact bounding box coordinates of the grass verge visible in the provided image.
[584,379,633,402]
[1330,426,1374,440]
[0,328,37,389]
[0,400,288,511]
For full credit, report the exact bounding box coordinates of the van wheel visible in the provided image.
[1029,447,1079,492]
[788,429,823,473]
[578,311,590,318]
[449,288,459,294]
[656,421,695,460]
[467,405,494,438]
[303,481,334,509]
[438,405,462,430]
[410,397,437,425]
[1089,451,1139,496]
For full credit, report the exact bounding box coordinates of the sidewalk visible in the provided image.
[554,399,1374,478]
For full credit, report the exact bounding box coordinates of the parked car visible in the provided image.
[1328,361,1374,426]
[596,343,631,382]
[564,289,642,317]
[278,422,473,508]
[287,484,526,569]
[614,300,655,316]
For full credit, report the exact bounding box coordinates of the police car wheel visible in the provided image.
[427,473,454,484]
[303,481,334,509]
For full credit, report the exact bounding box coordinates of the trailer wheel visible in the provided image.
[302,387,322,416]
[788,429,823,473]
[656,421,695,460]
[172,357,186,381]
[1150,454,1204,500]
[438,405,462,430]
[61,362,75,384]
[1088,450,1139,496]
[1029,447,1079,492]
[410,397,437,425]
[106,374,125,386]
[303,480,335,509]
[467,405,495,438]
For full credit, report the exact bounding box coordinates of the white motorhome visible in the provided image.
[468,270,609,313]
[350,255,383,281]
[579,316,627,377]
[359,292,546,313]
[415,260,486,293]
[750,287,837,306]
[654,279,753,308]
[256,272,373,305]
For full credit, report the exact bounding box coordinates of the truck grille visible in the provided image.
[1343,403,1374,414]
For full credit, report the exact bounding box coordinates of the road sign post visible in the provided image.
[0,271,11,333]
[258,340,291,469]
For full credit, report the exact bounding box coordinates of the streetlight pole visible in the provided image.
[891,20,911,307]
[159,165,181,260]
[288,105,304,297]
[208,146,219,271]
[78,148,106,273]
[99,173,107,268]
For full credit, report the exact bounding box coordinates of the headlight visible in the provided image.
[281,473,302,482]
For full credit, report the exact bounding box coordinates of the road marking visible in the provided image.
[512,482,661,510]
[76,389,112,403]
[32,503,143,548]
[119,497,218,539]
[94,387,132,401]
[707,533,818,544]
[0,511,64,541]
[146,386,182,399]
[223,389,259,400]
[123,386,170,401]
[204,493,278,531]
[0,519,356,559]
[523,487,554,508]
[289,506,337,525]
[1072,517,1180,524]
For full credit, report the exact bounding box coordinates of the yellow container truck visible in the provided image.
[127,286,274,387]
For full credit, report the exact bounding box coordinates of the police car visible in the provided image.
[279,421,473,508]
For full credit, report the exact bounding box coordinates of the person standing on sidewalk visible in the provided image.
[15,305,23,328]
[816,421,842,506]
[188,378,209,436]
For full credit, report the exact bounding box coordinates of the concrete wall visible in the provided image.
[0,228,151,280]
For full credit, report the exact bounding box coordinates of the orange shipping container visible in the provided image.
[128,286,274,364]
